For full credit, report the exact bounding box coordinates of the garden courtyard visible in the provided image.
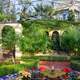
[0,20,80,80]
[0,0,80,80]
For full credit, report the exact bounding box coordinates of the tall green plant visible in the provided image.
[2,25,16,50]
[0,13,6,22]
[2,25,16,64]
[61,27,80,55]
[19,23,50,54]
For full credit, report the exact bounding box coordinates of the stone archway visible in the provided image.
[49,30,64,37]
[0,23,23,35]
[0,23,23,57]
[51,31,60,54]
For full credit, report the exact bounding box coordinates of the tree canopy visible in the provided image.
[2,25,16,50]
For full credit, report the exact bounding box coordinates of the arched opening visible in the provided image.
[2,25,16,63]
[51,31,60,54]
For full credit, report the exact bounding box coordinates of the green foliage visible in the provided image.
[68,10,75,22]
[21,19,77,30]
[0,55,80,76]
[61,27,80,54]
[6,14,16,21]
[70,56,80,61]
[0,56,38,76]
[20,20,80,54]
[39,56,69,61]
[19,22,50,53]
[0,13,6,22]
[0,65,17,76]
[20,7,30,21]
[70,61,80,71]
[21,56,69,61]
[0,12,16,22]
[0,64,29,76]
[34,4,54,19]
[2,25,16,50]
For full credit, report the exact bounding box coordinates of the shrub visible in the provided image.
[0,63,38,76]
[2,25,16,50]
[61,27,80,54]
[19,22,50,53]
[39,56,69,61]
[0,65,18,76]
[70,61,80,71]
[21,56,69,61]
[70,56,80,61]
[0,13,13,22]
[68,10,75,22]
[20,20,80,54]
[0,13,6,22]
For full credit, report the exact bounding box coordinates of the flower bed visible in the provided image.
[42,70,66,78]
[39,61,70,70]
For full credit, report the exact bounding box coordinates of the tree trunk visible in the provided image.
[12,49,16,64]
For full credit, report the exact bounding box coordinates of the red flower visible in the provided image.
[64,75,69,79]
[39,65,47,72]
[63,68,72,73]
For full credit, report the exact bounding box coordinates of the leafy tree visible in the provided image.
[2,26,16,50]
[18,0,54,20]
[0,13,16,22]
[0,13,6,22]
[42,5,54,19]
[61,27,80,55]
[68,10,75,21]
[75,30,80,55]
[20,7,30,21]
[2,25,16,63]
[19,23,50,54]
[0,0,16,22]
[17,0,33,21]
[34,2,54,19]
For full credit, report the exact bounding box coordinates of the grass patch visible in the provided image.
[70,56,80,61]
[0,57,39,76]
[22,55,69,61]
[70,61,80,71]
[0,55,80,76]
